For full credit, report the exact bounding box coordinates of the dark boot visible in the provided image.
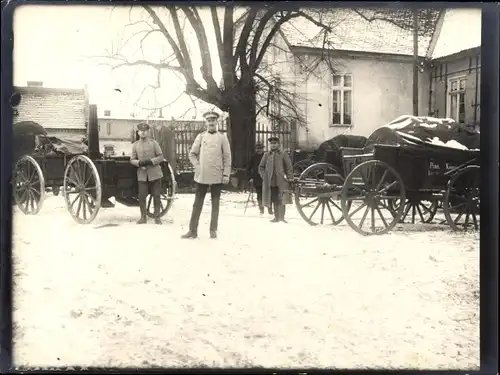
[270,202,279,222]
[137,200,147,224]
[210,230,217,239]
[259,205,265,215]
[181,231,198,239]
[279,205,288,223]
[268,206,273,215]
[153,195,162,225]
[154,202,162,225]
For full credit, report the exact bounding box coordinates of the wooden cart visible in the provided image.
[12,105,177,224]
[293,142,479,235]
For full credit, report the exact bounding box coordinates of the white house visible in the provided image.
[258,8,481,151]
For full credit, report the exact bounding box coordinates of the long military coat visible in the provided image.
[189,131,232,185]
[258,149,294,207]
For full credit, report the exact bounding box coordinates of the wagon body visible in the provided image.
[294,130,480,235]
[12,104,177,224]
[342,143,480,192]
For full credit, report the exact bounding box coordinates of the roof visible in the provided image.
[430,8,481,59]
[280,8,441,57]
[13,86,87,129]
[14,85,86,95]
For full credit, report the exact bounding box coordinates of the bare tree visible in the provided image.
[96,4,331,170]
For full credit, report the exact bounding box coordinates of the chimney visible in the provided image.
[27,81,43,87]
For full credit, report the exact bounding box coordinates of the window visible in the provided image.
[331,74,352,126]
[448,77,467,123]
[104,109,111,117]
[106,122,111,136]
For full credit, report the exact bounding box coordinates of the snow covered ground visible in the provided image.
[12,192,479,370]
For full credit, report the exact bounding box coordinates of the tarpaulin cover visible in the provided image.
[36,136,88,155]
[365,115,480,153]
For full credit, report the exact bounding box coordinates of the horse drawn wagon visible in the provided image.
[293,116,480,235]
[12,104,177,224]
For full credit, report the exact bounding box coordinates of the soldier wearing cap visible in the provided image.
[258,135,294,223]
[130,122,165,224]
[182,110,232,239]
[247,141,272,215]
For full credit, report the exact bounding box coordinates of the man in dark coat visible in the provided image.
[247,142,272,215]
[259,136,294,223]
[130,122,165,224]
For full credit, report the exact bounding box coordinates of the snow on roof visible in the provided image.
[281,8,437,57]
[431,8,481,59]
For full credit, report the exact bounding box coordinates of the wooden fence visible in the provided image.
[174,119,296,173]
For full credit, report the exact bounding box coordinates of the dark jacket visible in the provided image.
[247,153,264,186]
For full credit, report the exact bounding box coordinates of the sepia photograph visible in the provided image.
[8,2,482,370]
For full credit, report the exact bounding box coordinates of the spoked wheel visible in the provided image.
[146,162,177,218]
[388,198,439,223]
[63,155,102,224]
[293,159,315,178]
[341,160,406,235]
[13,155,46,215]
[294,162,348,225]
[443,165,480,232]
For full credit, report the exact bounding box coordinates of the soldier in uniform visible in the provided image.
[247,142,272,215]
[182,111,232,239]
[130,122,165,225]
[258,136,294,223]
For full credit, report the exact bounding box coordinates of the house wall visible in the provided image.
[429,50,481,127]
[295,53,429,151]
[256,30,299,151]
[13,86,88,140]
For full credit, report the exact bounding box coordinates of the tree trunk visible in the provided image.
[227,92,256,171]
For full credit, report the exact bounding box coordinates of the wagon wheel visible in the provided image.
[388,198,438,223]
[146,162,177,218]
[63,155,102,224]
[293,158,315,177]
[13,155,45,215]
[341,160,406,235]
[294,162,348,226]
[443,165,480,232]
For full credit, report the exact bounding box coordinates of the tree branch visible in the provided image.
[142,5,189,77]
[222,6,236,88]
[233,8,258,72]
[249,10,276,70]
[180,6,218,91]
[168,7,194,77]
[210,6,226,81]
[95,55,183,72]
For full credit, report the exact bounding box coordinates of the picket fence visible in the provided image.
[174,119,296,173]
[133,119,296,173]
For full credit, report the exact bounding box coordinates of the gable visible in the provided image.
[431,8,481,60]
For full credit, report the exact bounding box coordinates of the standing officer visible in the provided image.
[247,142,272,215]
[130,122,165,225]
[258,136,294,223]
[182,111,232,239]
